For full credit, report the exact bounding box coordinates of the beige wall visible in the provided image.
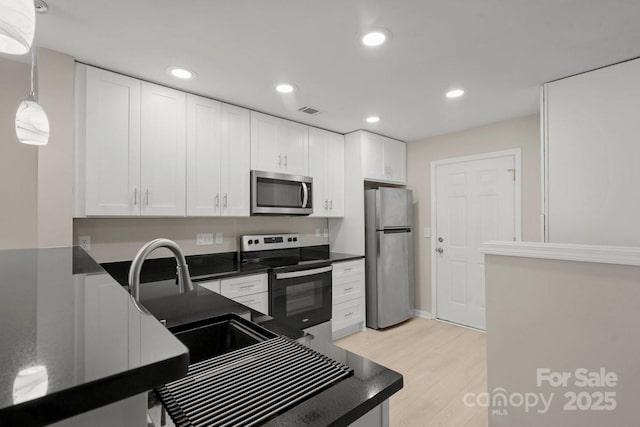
[406,114,542,313]
[485,254,640,426]
[0,57,38,249]
[74,217,330,263]
[37,48,75,247]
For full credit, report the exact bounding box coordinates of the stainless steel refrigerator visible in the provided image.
[365,187,415,329]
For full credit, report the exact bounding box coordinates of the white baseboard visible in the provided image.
[413,309,433,319]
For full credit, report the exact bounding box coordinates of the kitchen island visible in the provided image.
[0,247,401,426]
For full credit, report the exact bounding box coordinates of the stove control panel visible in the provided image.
[241,233,300,252]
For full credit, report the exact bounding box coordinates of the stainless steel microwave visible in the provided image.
[251,170,313,215]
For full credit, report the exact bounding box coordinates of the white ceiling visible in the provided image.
[34,0,640,141]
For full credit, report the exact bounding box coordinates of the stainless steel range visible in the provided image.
[240,233,332,330]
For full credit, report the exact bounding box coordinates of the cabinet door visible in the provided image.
[383,139,406,184]
[250,111,309,175]
[361,132,385,181]
[220,104,251,216]
[250,111,281,173]
[280,120,309,176]
[84,66,141,216]
[140,83,187,216]
[186,94,221,216]
[309,127,327,217]
[325,132,345,217]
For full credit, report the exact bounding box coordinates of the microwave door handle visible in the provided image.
[301,182,309,208]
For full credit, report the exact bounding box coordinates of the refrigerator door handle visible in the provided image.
[381,228,411,234]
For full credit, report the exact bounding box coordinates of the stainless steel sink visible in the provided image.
[168,313,278,364]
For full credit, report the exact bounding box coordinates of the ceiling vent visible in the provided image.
[297,106,321,115]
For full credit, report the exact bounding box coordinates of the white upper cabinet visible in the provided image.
[361,132,406,184]
[81,65,141,216]
[140,83,187,216]
[186,94,222,216]
[250,111,309,176]
[309,127,344,217]
[219,103,251,216]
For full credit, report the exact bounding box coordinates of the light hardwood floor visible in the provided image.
[335,318,488,427]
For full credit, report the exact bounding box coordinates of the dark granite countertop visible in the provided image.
[140,282,402,427]
[101,245,362,287]
[0,247,189,427]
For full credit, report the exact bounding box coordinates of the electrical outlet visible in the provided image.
[196,233,214,246]
[315,228,321,237]
[215,232,223,244]
[78,235,91,251]
[323,228,329,238]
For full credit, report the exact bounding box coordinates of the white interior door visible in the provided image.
[434,152,519,330]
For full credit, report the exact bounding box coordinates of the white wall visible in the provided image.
[544,57,640,247]
[406,115,541,313]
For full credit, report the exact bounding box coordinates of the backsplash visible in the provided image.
[73,217,330,263]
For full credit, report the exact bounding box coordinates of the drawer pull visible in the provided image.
[239,285,254,289]
[344,287,353,292]
[342,267,353,272]
[345,312,354,318]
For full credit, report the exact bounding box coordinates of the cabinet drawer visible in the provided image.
[332,259,364,281]
[232,292,269,315]
[197,279,220,294]
[332,298,364,332]
[220,274,268,299]
[333,276,364,305]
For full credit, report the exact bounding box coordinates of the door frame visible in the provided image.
[430,148,522,320]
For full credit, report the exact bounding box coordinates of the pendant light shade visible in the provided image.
[0,0,36,55]
[16,49,49,146]
[15,99,49,145]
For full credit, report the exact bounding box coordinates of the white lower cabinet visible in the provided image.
[197,279,220,294]
[332,259,365,340]
[197,274,269,315]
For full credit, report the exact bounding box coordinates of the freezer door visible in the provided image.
[376,228,413,328]
[378,187,413,228]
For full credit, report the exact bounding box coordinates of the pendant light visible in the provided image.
[0,0,36,55]
[15,49,49,146]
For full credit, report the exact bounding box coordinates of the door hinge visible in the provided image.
[507,168,516,181]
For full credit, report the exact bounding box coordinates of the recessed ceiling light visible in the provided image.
[365,116,380,123]
[446,88,465,98]
[166,66,196,80]
[276,83,296,94]
[361,29,391,47]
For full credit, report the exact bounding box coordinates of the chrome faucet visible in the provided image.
[128,239,195,302]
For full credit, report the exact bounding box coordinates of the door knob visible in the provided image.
[435,247,444,254]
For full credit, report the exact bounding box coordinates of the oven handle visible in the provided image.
[275,265,332,280]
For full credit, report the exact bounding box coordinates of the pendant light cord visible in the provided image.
[30,49,36,101]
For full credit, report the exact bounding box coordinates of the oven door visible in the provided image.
[251,170,313,215]
[270,265,332,329]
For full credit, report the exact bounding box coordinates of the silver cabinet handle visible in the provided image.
[133,188,138,206]
[345,312,354,318]
[145,189,150,206]
[436,247,444,254]
[344,287,353,292]
[330,200,333,210]
[278,154,282,168]
[223,193,228,208]
[325,200,328,210]
[343,267,353,272]
[215,193,219,208]
[284,154,288,168]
